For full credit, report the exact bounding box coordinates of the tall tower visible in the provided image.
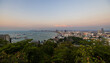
[101,28,104,34]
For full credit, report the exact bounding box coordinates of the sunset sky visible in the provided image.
[0,0,110,31]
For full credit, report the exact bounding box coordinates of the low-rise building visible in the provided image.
[0,34,11,43]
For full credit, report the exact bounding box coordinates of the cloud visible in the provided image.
[54,25,73,27]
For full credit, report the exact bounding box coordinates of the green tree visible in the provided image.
[93,45,110,63]
[52,42,77,63]
[0,39,9,47]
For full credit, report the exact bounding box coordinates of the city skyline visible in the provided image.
[0,0,110,31]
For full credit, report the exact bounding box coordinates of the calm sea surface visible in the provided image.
[0,31,57,43]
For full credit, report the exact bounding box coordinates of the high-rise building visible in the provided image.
[98,30,101,33]
[101,28,104,33]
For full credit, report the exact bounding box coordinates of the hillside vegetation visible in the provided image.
[0,37,110,63]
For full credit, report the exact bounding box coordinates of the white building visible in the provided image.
[0,34,11,43]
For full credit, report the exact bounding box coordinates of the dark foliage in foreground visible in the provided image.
[0,37,110,63]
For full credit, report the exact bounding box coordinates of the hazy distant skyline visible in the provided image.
[0,0,110,31]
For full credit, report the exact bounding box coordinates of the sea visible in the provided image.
[0,31,58,43]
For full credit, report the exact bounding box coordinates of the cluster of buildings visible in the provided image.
[55,28,110,45]
[0,28,110,45]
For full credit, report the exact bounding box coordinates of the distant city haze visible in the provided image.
[0,0,110,31]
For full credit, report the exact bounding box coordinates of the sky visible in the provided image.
[0,0,110,31]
